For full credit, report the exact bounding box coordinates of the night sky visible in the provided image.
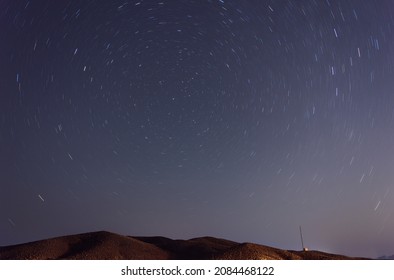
[1,0,394,258]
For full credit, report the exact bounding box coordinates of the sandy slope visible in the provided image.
[0,231,366,260]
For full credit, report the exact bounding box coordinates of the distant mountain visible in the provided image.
[0,231,369,260]
[377,255,394,260]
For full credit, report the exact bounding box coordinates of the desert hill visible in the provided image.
[0,231,367,260]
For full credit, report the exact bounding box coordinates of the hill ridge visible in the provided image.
[0,231,368,260]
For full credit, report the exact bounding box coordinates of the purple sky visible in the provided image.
[1,0,394,258]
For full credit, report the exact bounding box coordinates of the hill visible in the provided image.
[0,231,367,260]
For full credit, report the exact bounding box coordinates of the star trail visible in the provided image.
[1,0,394,258]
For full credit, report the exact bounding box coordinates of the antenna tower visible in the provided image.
[299,226,308,251]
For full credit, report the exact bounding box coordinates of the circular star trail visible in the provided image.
[1,0,394,258]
